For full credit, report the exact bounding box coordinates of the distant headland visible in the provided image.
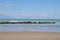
[0,19,60,24]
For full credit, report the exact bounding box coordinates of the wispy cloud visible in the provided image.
[0,11,8,17]
[0,10,59,19]
[0,1,14,7]
[5,1,14,7]
[0,10,13,19]
[0,11,4,14]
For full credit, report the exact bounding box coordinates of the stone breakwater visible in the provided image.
[0,21,55,24]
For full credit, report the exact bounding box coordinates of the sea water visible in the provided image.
[0,24,60,32]
[0,19,60,22]
[0,19,60,32]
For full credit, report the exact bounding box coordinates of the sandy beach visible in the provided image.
[0,32,60,40]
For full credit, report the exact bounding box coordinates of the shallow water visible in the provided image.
[0,24,60,32]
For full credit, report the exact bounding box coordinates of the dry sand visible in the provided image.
[0,32,60,40]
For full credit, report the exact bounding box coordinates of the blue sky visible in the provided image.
[0,0,60,19]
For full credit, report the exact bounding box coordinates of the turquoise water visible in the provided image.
[0,24,60,32]
[0,19,60,22]
[0,19,60,32]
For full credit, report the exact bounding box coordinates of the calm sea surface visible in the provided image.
[0,24,60,32]
[0,19,60,32]
[0,19,60,22]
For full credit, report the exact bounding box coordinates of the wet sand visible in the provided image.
[0,32,60,40]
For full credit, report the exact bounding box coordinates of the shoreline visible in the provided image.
[0,32,60,40]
